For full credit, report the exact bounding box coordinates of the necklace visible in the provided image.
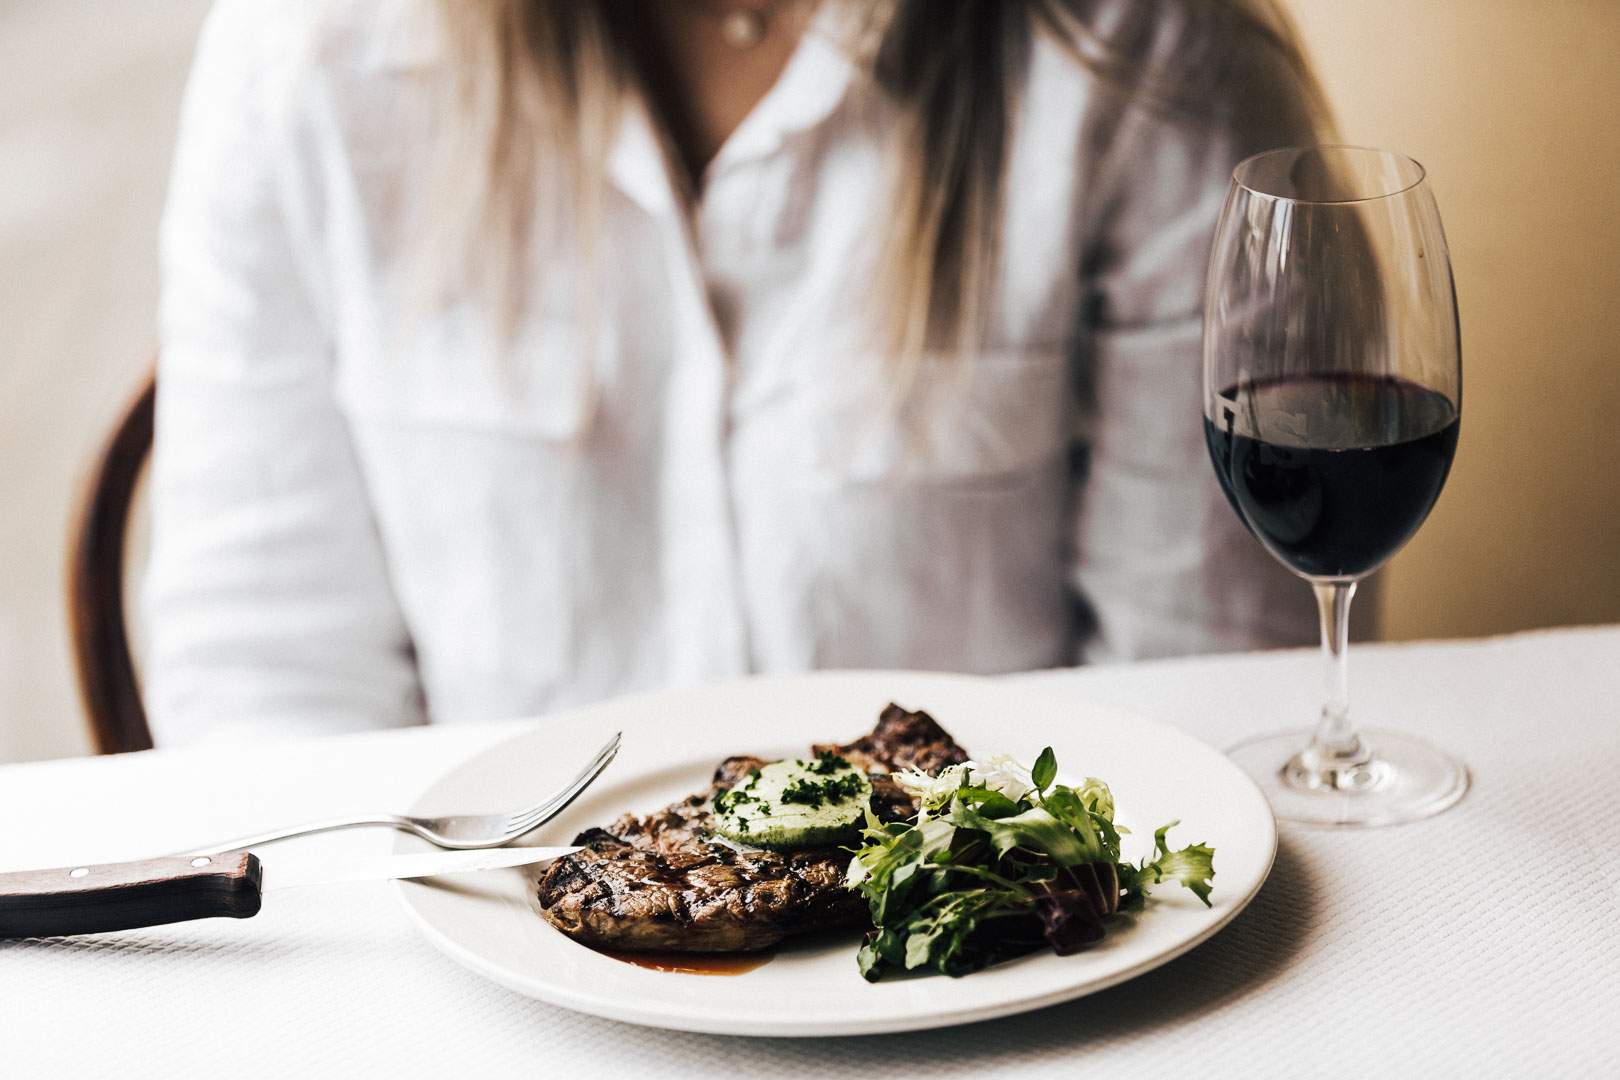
[704,1,790,49]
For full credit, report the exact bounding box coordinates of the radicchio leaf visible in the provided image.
[1029,881,1106,955]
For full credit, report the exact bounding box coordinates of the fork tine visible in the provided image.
[505,737,618,830]
[501,731,621,839]
[503,739,618,836]
[538,731,618,809]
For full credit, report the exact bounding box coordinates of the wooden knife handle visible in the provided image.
[0,852,262,938]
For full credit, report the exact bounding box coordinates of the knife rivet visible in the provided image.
[190,857,212,868]
[69,868,89,878]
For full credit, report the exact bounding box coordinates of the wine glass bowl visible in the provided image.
[1203,146,1468,827]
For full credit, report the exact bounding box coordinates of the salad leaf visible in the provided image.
[952,786,1024,819]
[847,749,1216,980]
[1074,777,1117,823]
[1121,820,1216,908]
[1031,746,1057,793]
[1029,881,1106,954]
[946,800,1097,867]
[1035,786,1112,864]
[892,755,1034,818]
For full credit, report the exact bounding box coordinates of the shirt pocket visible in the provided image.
[332,300,601,440]
[793,348,1072,484]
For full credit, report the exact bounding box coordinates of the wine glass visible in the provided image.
[1202,146,1467,827]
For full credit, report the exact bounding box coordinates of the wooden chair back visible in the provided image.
[68,372,156,753]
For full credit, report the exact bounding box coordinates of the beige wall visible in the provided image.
[1288,0,1620,638]
[0,1,210,763]
[2,1,1617,762]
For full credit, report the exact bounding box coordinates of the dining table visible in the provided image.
[3,623,1616,1078]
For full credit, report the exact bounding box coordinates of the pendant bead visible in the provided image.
[720,9,768,48]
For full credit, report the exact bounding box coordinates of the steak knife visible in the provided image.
[0,846,578,939]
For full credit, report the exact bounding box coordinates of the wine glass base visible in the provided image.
[1228,727,1469,828]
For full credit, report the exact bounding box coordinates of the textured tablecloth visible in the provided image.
[3,626,1618,1078]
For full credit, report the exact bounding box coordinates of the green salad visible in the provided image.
[846,748,1215,981]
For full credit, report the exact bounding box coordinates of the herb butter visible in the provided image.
[712,752,872,851]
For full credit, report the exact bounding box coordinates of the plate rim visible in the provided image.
[394,670,1277,1037]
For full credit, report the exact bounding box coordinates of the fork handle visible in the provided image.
[0,853,262,939]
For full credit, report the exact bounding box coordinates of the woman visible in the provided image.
[147,0,1323,743]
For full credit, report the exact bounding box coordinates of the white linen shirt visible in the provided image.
[146,0,1321,744]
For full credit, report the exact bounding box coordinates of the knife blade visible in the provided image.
[0,846,579,939]
[268,846,580,890]
[270,848,583,893]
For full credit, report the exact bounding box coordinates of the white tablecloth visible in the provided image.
[3,626,1618,1078]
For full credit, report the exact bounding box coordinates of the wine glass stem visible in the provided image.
[1306,580,1370,767]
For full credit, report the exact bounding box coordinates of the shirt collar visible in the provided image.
[356,0,447,72]
[604,96,677,215]
[357,2,862,214]
[709,5,860,170]
[608,3,860,212]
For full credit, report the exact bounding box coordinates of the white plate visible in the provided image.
[395,671,1275,1037]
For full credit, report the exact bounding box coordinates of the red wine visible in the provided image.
[1204,374,1459,579]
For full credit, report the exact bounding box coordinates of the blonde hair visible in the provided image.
[430,0,1327,388]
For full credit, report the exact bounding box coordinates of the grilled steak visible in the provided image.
[537,832,866,951]
[815,702,970,778]
[535,704,969,952]
[595,755,766,856]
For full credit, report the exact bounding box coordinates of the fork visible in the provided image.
[177,731,621,857]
